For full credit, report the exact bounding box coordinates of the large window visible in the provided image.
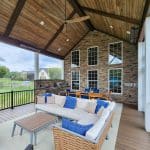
[71,50,79,67]
[109,42,123,65]
[88,46,98,65]
[88,70,98,88]
[71,71,80,90]
[109,69,122,94]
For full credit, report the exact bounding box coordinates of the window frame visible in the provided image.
[87,46,99,66]
[71,49,80,68]
[71,71,80,91]
[108,41,123,65]
[108,68,123,95]
[87,70,99,89]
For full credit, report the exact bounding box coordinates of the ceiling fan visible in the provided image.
[48,0,90,26]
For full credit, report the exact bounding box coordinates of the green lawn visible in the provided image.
[0,78,34,93]
[0,78,34,109]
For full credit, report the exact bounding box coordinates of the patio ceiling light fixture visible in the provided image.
[110,25,113,29]
[57,48,61,51]
[126,30,131,34]
[66,38,69,42]
[40,21,45,26]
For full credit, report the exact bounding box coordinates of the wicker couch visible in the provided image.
[53,112,114,150]
[35,95,115,150]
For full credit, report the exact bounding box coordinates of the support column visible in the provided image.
[34,52,39,80]
[138,42,146,112]
[145,16,150,132]
[61,60,64,80]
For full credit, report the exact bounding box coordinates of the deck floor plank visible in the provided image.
[115,105,150,150]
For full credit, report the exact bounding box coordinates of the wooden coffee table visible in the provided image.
[11,112,58,145]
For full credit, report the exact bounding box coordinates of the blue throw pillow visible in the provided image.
[42,93,52,103]
[64,96,77,109]
[62,118,93,136]
[95,99,109,113]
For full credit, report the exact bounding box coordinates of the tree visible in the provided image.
[48,68,62,79]
[0,66,9,78]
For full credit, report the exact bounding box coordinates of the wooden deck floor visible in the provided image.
[0,104,35,124]
[115,104,150,150]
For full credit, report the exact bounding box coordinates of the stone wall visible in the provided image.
[64,31,138,105]
[34,80,69,101]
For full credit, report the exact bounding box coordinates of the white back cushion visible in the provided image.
[47,96,55,104]
[108,102,116,111]
[85,118,105,140]
[76,98,89,111]
[86,101,97,114]
[101,109,110,121]
[54,95,66,107]
[37,96,45,104]
[97,106,105,117]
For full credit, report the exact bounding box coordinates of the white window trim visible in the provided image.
[87,46,99,66]
[71,71,80,91]
[87,69,99,88]
[108,41,123,65]
[108,68,123,95]
[71,49,80,68]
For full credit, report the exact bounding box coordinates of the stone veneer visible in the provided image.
[64,31,138,105]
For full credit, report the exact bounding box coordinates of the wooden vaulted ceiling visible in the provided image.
[0,0,149,59]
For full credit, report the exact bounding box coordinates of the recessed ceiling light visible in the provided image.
[66,38,70,42]
[126,31,131,34]
[40,21,45,26]
[57,48,61,51]
[110,25,113,29]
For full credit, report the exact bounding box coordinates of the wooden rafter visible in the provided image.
[99,29,135,45]
[44,10,76,51]
[64,30,90,57]
[4,0,27,37]
[82,6,140,25]
[67,0,94,31]
[0,35,64,59]
[95,28,135,45]
[137,0,150,43]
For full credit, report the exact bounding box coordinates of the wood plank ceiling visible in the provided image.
[0,0,148,59]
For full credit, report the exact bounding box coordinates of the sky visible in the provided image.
[0,42,63,72]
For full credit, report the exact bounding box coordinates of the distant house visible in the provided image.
[21,71,34,80]
[39,68,49,79]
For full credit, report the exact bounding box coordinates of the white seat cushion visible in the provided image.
[77,113,98,125]
[54,95,66,107]
[85,117,105,140]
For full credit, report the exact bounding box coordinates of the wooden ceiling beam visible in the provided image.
[4,0,27,37]
[67,0,94,31]
[44,10,76,50]
[137,0,150,43]
[0,35,64,59]
[82,6,140,25]
[64,31,90,58]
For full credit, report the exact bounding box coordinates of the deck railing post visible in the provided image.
[11,91,14,109]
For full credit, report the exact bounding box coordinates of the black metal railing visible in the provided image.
[0,90,34,110]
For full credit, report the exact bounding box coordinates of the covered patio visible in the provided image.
[0,0,150,150]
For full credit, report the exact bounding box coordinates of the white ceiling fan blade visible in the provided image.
[66,16,90,24]
[48,13,65,23]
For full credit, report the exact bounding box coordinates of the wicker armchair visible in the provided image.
[53,112,114,150]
